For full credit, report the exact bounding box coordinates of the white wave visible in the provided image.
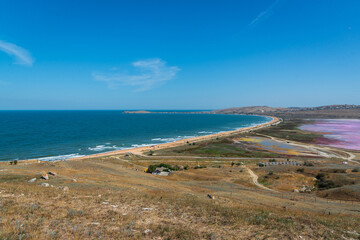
[151,135,197,143]
[38,153,85,162]
[198,131,214,134]
[131,143,156,148]
[88,144,122,151]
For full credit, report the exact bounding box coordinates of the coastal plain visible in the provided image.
[1,115,360,239]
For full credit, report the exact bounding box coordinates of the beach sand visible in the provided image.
[71,116,280,161]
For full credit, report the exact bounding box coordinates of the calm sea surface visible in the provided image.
[0,111,271,161]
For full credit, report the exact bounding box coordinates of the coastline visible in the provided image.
[3,115,280,164]
[71,116,280,161]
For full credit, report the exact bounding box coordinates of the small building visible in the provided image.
[258,161,302,167]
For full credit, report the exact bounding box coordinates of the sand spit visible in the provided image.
[72,116,280,161]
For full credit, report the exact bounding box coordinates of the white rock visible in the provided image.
[41,183,50,187]
[142,208,153,211]
[111,205,119,208]
[101,202,109,205]
[144,229,152,234]
[72,179,77,182]
[28,178,37,183]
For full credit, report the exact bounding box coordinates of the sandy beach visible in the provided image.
[71,116,280,161]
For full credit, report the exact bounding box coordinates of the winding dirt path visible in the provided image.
[245,167,277,192]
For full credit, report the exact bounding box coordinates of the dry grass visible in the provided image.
[1,156,360,239]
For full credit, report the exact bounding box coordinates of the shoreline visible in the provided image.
[71,116,280,161]
[4,116,280,164]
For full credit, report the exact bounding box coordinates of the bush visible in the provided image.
[269,159,276,162]
[297,168,305,173]
[268,171,274,176]
[352,168,359,172]
[14,160,18,165]
[184,165,189,170]
[304,162,314,167]
[315,173,337,189]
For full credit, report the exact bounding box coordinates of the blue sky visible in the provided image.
[0,0,360,110]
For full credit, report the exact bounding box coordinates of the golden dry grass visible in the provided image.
[1,155,360,239]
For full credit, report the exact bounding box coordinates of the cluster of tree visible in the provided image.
[9,160,18,165]
[146,163,189,173]
[315,173,337,189]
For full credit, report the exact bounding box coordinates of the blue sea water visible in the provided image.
[0,111,271,161]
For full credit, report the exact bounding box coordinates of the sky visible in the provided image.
[0,0,360,110]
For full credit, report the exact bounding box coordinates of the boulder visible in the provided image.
[28,178,37,183]
[41,183,50,187]
[40,174,49,180]
[293,189,299,193]
[48,171,57,176]
[144,229,152,234]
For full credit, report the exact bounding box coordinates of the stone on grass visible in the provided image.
[28,178,37,183]
[48,171,57,176]
[142,208,153,211]
[41,174,49,180]
[41,183,50,187]
[144,229,152,234]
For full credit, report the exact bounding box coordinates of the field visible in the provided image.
[1,119,360,239]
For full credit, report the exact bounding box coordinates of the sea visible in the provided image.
[0,111,271,161]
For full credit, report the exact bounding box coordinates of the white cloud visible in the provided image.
[0,40,34,66]
[93,58,180,91]
[249,0,280,26]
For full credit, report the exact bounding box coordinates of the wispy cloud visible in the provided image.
[249,0,280,26]
[93,58,180,91]
[0,40,34,66]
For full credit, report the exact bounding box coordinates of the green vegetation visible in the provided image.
[147,163,175,173]
[304,161,314,166]
[184,143,280,158]
[9,160,18,165]
[255,119,322,143]
[315,173,337,190]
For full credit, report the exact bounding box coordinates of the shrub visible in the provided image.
[275,175,280,179]
[352,168,359,172]
[14,160,18,165]
[184,165,189,170]
[315,173,337,189]
[268,171,274,176]
[269,159,277,162]
[148,150,154,156]
[304,162,314,167]
[297,168,305,173]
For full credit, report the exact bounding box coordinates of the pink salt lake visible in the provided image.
[300,119,360,151]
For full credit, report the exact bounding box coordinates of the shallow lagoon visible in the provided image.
[300,119,360,151]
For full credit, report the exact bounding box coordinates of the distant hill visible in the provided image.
[213,105,360,119]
